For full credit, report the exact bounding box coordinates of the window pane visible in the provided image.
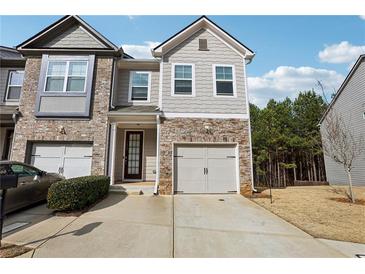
[132,72,148,86]
[223,67,233,80]
[132,87,148,100]
[69,61,87,76]
[216,81,233,95]
[175,80,192,94]
[216,66,233,80]
[7,87,21,100]
[175,65,192,79]
[47,61,66,76]
[9,71,24,86]
[45,77,65,92]
[66,77,85,92]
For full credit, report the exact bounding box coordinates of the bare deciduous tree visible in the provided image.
[321,110,364,203]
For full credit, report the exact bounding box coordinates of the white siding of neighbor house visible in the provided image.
[0,67,23,104]
[114,128,157,182]
[114,69,160,106]
[161,28,248,114]
[320,59,365,186]
[43,25,105,48]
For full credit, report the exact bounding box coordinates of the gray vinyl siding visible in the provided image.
[115,128,157,181]
[162,28,247,114]
[320,59,365,186]
[43,25,105,48]
[114,69,159,106]
[0,67,24,104]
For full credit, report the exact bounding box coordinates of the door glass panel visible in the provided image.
[127,133,141,175]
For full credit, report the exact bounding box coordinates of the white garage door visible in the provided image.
[174,144,238,194]
[30,143,92,179]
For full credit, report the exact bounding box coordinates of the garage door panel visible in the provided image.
[64,144,92,157]
[30,143,92,179]
[207,158,237,193]
[175,158,206,193]
[31,157,61,174]
[31,144,64,157]
[176,146,205,158]
[175,144,238,194]
[63,157,92,179]
[207,146,236,158]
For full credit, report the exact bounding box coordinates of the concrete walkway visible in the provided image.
[3,193,362,257]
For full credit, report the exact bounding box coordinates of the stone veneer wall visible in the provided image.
[158,118,252,195]
[11,56,113,175]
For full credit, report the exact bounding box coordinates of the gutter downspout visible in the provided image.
[110,58,118,109]
[154,114,161,194]
[243,58,257,192]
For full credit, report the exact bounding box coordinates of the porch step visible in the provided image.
[109,183,155,195]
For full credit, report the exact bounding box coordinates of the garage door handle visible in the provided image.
[204,168,208,175]
[226,156,236,158]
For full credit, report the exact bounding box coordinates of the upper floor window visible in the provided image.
[45,60,88,93]
[172,64,195,96]
[36,54,95,118]
[5,70,24,101]
[213,65,236,97]
[128,71,151,102]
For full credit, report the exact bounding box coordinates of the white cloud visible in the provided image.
[247,66,345,108]
[318,41,365,64]
[127,15,135,20]
[122,41,160,59]
[359,15,365,20]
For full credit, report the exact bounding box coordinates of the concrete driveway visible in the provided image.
[3,193,359,257]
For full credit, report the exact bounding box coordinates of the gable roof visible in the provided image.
[319,54,365,124]
[17,15,121,56]
[152,16,255,61]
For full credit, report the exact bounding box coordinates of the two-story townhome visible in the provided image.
[8,15,255,195]
[0,46,26,160]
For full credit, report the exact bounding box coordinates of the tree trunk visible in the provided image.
[313,156,317,181]
[346,168,355,203]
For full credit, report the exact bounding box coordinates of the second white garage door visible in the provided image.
[174,144,238,194]
[30,143,93,179]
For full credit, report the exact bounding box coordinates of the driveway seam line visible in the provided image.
[32,215,81,253]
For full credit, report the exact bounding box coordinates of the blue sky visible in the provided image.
[1,15,364,107]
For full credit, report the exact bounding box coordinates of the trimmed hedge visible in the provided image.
[47,175,110,211]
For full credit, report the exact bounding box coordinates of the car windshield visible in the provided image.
[10,164,39,177]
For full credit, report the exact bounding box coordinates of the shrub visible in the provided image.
[47,175,110,211]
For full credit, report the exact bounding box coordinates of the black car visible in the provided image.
[0,161,64,214]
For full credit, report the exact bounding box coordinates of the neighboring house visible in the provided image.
[0,46,26,160]
[8,15,255,195]
[320,54,365,186]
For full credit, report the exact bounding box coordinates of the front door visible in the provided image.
[124,131,143,180]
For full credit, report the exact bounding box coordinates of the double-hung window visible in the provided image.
[45,60,88,93]
[129,71,151,102]
[5,70,24,101]
[213,65,236,97]
[173,64,194,96]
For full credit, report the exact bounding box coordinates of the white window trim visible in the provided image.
[5,70,24,103]
[171,63,195,97]
[212,64,237,98]
[43,60,89,93]
[128,71,151,103]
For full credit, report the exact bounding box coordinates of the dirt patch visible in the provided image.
[329,197,365,206]
[252,185,365,244]
[0,243,32,258]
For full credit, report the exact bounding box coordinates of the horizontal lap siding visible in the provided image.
[162,29,247,114]
[43,25,104,48]
[321,60,365,186]
[114,69,159,106]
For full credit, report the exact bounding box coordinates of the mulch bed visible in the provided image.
[0,243,32,258]
[329,197,365,206]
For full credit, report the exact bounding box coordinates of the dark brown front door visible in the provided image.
[124,131,143,180]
